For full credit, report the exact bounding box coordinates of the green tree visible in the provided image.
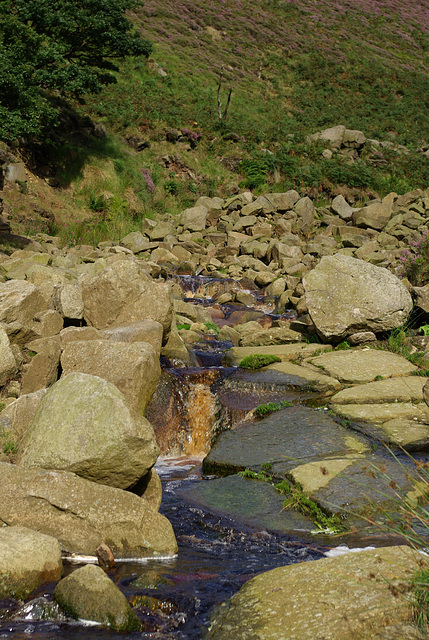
[0,0,152,140]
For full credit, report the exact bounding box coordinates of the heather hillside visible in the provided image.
[1,0,429,243]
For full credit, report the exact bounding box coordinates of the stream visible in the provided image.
[0,275,396,639]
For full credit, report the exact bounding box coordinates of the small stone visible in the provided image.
[96,543,115,570]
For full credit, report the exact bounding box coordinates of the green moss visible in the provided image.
[254,400,293,417]
[177,323,191,331]
[239,354,282,370]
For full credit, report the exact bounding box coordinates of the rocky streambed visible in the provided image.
[0,187,429,638]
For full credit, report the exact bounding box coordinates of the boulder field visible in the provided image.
[0,186,428,632]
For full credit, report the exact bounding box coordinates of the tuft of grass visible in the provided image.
[238,467,347,534]
[0,427,17,457]
[177,323,191,331]
[411,568,429,632]
[376,327,427,368]
[239,354,282,369]
[335,341,352,351]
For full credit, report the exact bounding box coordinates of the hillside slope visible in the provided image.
[1,0,429,244]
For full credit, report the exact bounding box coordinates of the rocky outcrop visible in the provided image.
[18,373,159,489]
[0,526,62,599]
[0,462,177,557]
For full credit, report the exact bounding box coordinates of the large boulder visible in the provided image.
[352,200,393,230]
[0,462,177,557]
[303,255,413,341]
[80,260,173,341]
[19,372,159,489]
[54,564,140,631]
[0,526,62,599]
[60,340,160,413]
[180,205,208,231]
[205,546,420,640]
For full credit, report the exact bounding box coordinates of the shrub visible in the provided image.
[397,229,429,286]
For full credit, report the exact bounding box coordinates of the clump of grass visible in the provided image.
[253,400,293,417]
[239,354,282,369]
[0,426,17,457]
[411,569,429,631]
[335,340,351,351]
[204,322,220,335]
[376,327,427,367]
[277,479,347,535]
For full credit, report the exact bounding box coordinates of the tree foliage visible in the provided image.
[0,0,152,140]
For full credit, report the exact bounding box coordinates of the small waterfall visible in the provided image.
[146,369,222,457]
[171,275,237,300]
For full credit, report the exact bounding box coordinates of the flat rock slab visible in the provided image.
[306,348,417,384]
[294,454,419,519]
[331,376,427,404]
[330,401,429,450]
[177,475,315,535]
[224,343,332,366]
[203,406,369,477]
[218,367,335,397]
[205,546,421,640]
[331,402,429,425]
[266,362,341,393]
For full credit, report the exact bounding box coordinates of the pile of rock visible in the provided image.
[0,256,178,611]
[307,123,429,160]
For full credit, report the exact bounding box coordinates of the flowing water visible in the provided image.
[0,276,371,638]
